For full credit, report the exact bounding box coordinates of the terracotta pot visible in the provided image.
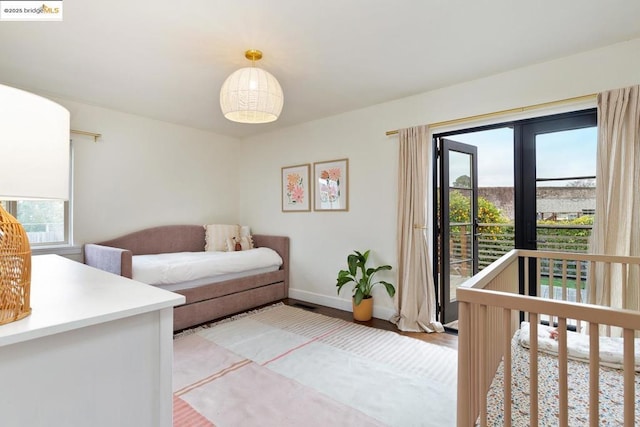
[352,296,373,321]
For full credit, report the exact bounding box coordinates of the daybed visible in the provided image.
[83,225,289,331]
[457,249,640,427]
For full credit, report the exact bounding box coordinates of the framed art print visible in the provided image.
[281,164,311,212]
[313,158,348,211]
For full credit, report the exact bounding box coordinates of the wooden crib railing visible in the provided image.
[456,249,640,427]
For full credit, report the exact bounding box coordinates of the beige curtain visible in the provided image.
[591,85,640,313]
[391,126,444,333]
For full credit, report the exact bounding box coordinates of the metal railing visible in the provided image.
[450,222,592,271]
[448,223,593,303]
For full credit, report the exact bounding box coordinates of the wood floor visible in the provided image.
[283,298,458,350]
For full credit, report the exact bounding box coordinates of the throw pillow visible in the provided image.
[240,235,255,250]
[225,235,254,251]
[204,224,240,251]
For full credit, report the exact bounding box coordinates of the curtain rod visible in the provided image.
[385,93,597,136]
[71,129,101,142]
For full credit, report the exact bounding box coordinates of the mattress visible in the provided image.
[518,321,640,371]
[484,329,640,426]
[132,248,283,287]
[151,266,280,292]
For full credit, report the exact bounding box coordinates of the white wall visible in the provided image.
[238,38,640,320]
[239,112,399,318]
[54,99,240,254]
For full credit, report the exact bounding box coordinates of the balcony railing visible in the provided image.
[450,222,591,267]
[450,222,592,279]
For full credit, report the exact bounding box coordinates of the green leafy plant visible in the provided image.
[336,250,395,305]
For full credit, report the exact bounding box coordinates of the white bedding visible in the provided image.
[152,266,280,292]
[519,321,640,371]
[132,248,283,286]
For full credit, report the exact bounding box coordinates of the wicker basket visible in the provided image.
[0,205,32,325]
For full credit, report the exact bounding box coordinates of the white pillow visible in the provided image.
[225,235,255,251]
[240,225,251,238]
[204,224,240,251]
[241,235,254,250]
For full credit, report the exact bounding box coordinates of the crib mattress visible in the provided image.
[484,330,640,426]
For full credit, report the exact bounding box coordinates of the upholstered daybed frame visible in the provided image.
[83,225,289,331]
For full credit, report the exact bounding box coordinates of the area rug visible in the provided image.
[173,303,457,427]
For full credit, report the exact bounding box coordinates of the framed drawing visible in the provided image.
[281,164,311,212]
[313,158,348,211]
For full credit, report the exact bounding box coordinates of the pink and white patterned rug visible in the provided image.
[173,303,457,427]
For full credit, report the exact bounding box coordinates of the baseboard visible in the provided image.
[288,288,396,321]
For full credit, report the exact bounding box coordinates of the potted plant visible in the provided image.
[336,250,395,321]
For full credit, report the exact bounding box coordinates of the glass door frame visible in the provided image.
[515,109,597,296]
[437,138,478,325]
[432,108,597,324]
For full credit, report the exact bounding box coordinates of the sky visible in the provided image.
[446,126,597,187]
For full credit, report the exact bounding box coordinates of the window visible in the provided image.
[1,142,73,248]
[1,200,69,246]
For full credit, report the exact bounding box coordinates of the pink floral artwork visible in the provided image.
[314,159,348,211]
[286,173,305,204]
[282,164,310,211]
[318,168,341,203]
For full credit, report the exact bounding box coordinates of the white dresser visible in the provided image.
[0,255,185,427]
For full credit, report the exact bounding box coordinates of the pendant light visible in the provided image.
[220,49,284,124]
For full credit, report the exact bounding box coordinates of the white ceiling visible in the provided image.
[1,1,639,138]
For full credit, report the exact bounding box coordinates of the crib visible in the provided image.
[456,249,640,427]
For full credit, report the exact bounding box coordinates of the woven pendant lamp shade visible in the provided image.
[220,50,284,124]
[0,205,31,325]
